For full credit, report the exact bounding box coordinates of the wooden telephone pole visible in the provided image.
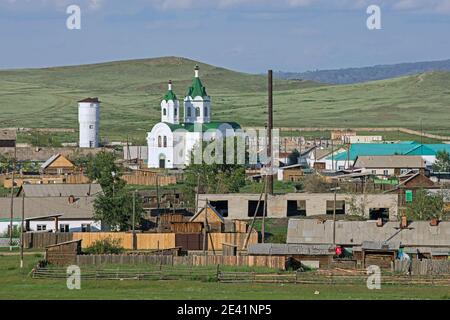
[9,146,16,251]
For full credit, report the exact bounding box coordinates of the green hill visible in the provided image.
[0,57,449,142]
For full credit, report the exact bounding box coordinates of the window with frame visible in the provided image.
[187,107,191,117]
[163,108,167,116]
[204,107,208,117]
[81,224,91,232]
[383,169,389,176]
[59,224,70,233]
[37,224,47,231]
[163,136,167,147]
[158,136,162,147]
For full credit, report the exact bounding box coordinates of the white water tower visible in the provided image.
[78,97,100,148]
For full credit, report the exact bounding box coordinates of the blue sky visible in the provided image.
[1,0,450,73]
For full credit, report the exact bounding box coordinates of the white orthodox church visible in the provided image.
[147,66,241,169]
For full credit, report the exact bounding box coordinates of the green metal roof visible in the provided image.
[327,143,450,161]
[186,77,208,99]
[163,89,177,102]
[165,122,241,133]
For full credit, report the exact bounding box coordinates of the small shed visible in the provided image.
[45,240,82,266]
[40,154,76,175]
[277,164,304,182]
[357,241,400,269]
[190,203,225,232]
[0,130,16,147]
[248,243,335,269]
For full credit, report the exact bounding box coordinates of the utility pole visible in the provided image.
[330,185,341,247]
[20,192,24,268]
[132,190,136,250]
[9,146,16,251]
[156,174,160,210]
[262,171,268,244]
[267,70,274,195]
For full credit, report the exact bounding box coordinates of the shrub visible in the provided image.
[84,237,124,254]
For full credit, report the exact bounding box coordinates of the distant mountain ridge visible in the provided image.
[274,59,450,84]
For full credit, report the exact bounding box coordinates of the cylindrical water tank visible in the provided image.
[78,97,100,148]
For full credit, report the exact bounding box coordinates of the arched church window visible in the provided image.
[158,136,162,147]
[204,107,208,117]
[163,136,167,148]
[195,108,200,117]
[174,108,177,116]
[163,108,167,116]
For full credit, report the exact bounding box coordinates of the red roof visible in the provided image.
[78,97,100,103]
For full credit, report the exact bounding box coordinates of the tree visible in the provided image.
[87,152,144,231]
[287,149,300,165]
[93,191,144,231]
[86,151,124,196]
[432,150,450,181]
[405,189,445,221]
[183,138,246,206]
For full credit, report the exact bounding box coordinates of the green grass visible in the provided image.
[0,254,449,300]
[1,57,449,142]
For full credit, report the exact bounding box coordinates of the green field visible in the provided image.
[1,57,449,142]
[0,254,448,300]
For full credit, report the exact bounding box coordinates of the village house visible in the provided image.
[321,142,450,170]
[0,130,16,148]
[353,155,426,177]
[0,183,103,234]
[277,163,310,182]
[40,153,76,175]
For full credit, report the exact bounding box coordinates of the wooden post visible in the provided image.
[20,192,24,269]
[9,145,16,251]
[267,70,273,195]
[132,190,136,250]
[242,176,267,250]
[202,200,208,256]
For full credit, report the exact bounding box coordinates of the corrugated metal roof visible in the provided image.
[362,241,400,251]
[248,243,333,256]
[0,130,16,140]
[21,183,102,197]
[0,196,96,219]
[354,155,425,169]
[328,143,450,161]
[40,154,61,170]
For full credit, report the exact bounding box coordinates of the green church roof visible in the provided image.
[162,80,177,101]
[163,89,177,102]
[186,66,208,99]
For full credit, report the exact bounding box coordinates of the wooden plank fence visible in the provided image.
[394,260,450,275]
[23,232,73,249]
[72,232,258,251]
[122,174,176,186]
[75,254,286,270]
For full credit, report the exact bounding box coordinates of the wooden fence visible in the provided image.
[394,260,450,275]
[23,232,73,249]
[75,254,286,270]
[72,231,258,251]
[122,174,177,186]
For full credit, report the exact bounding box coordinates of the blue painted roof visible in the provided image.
[328,143,450,161]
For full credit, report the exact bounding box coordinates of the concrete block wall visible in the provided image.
[198,193,398,220]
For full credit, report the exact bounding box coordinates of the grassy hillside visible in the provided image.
[0,57,449,141]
